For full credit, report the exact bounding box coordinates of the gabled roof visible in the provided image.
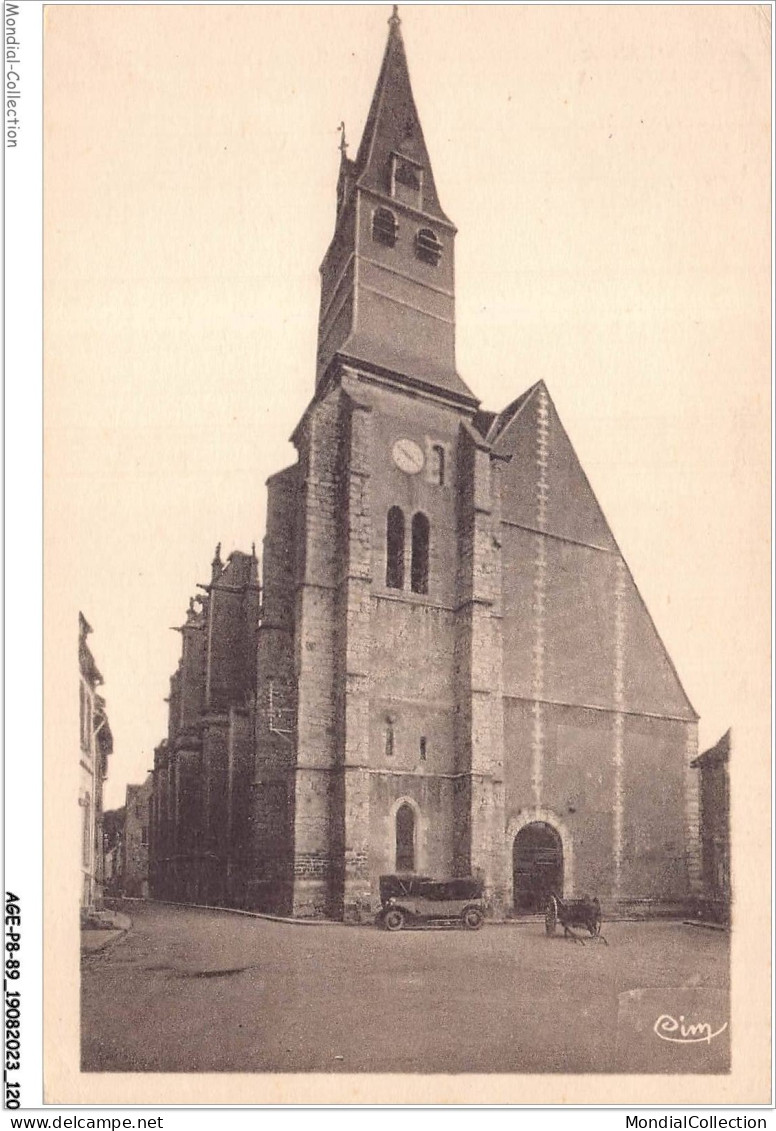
[472,409,497,438]
[492,379,698,722]
[691,729,731,768]
[353,9,450,224]
[485,382,543,445]
[79,611,103,687]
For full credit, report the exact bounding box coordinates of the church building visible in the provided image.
[150,8,701,921]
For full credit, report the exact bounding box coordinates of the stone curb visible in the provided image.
[81,914,132,957]
[147,898,350,926]
[126,898,693,929]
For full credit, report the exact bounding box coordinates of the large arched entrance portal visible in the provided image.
[512,821,563,913]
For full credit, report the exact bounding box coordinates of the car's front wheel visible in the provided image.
[462,907,484,931]
[384,908,405,932]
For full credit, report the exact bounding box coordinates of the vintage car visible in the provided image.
[377,874,485,931]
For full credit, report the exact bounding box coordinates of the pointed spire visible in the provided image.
[352,5,449,223]
[315,7,477,405]
[337,121,348,157]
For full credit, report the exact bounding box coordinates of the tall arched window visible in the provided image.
[396,803,415,872]
[386,506,405,589]
[411,512,429,595]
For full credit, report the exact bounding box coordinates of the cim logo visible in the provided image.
[616,987,730,1071]
[653,1014,729,1045]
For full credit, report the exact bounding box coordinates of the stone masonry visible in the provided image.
[150,9,700,921]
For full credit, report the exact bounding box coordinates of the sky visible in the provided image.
[44,3,771,811]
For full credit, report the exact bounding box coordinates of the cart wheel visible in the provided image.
[545,896,558,936]
[462,907,484,931]
[383,908,405,932]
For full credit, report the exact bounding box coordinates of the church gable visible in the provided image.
[621,569,697,721]
[493,380,695,722]
[492,381,617,551]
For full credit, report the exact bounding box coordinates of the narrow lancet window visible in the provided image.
[385,717,395,759]
[411,512,430,595]
[396,803,415,872]
[386,506,405,589]
[429,444,445,486]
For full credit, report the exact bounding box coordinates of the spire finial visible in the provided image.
[337,121,348,157]
[211,541,223,582]
[389,5,400,29]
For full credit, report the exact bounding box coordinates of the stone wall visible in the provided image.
[494,383,698,916]
[251,464,300,913]
[290,388,342,917]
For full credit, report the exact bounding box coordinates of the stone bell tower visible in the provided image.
[252,6,508,920]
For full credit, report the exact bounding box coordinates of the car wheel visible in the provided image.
[384,908,405,932]
[462,907,484,931]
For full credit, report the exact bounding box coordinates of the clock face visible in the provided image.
[392,438,425,475]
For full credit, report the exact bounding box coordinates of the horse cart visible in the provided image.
[544,893,607,945]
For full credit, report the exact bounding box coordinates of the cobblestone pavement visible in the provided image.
[81,902,729,1075]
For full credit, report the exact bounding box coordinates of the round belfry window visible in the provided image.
[415,227,442,265]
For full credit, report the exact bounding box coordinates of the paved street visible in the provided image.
[81,902,729,1074]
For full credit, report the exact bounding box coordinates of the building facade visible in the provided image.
[149,548,260,907]
[691,730,731,924]
[122,777,153,898]
[150,10,701,921]
[79,613,113,912]
[102,805,125,895]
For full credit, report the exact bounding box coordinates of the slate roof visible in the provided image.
[353,11,450,225]
[338,334,478,407]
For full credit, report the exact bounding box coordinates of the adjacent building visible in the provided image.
[102,805,125,895]
[79,613,113,912]
[122,777,153,898]
[691,730,731,924]
[149,10,701,921]
[150,548,260,907]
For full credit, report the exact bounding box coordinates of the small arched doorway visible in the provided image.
[512,821,563,913]
[395,803,415,871]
